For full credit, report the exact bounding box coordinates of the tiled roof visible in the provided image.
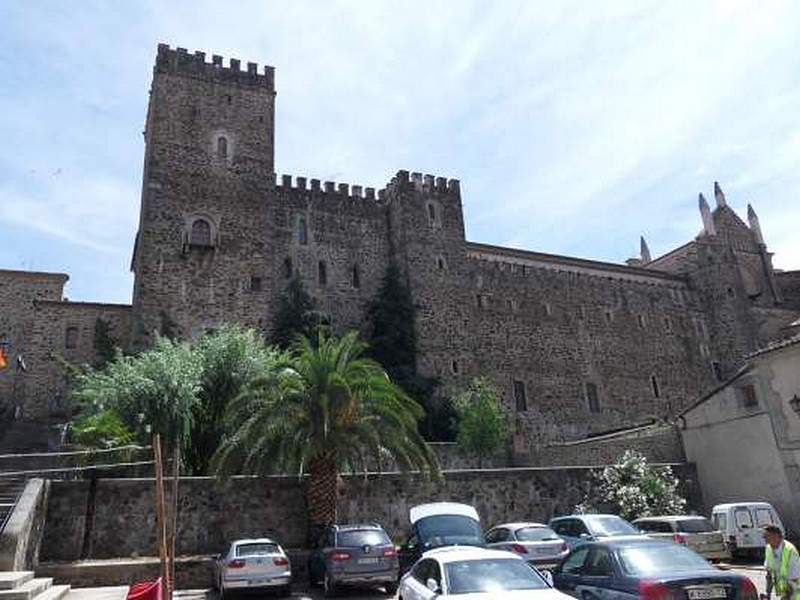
[747,333,800,359]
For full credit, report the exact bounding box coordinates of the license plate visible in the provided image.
[358,558,379,565]
[687,587,727,600]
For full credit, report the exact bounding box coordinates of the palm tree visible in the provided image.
[212,330,438,536]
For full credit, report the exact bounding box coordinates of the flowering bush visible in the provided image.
[578,450,687,520]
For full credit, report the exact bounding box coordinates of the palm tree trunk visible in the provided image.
[307,451,338,542]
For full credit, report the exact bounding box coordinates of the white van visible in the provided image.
[711,502,784,556]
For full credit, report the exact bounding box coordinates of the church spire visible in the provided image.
[747,203,764,245]
[699,193,716,236]
[714,181,727,208]
[640,236,652,264]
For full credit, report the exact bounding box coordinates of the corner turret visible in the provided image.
[747,203,764,245]
[699,193,717,236]
[714,181,727,208]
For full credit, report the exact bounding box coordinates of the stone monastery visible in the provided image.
[2,44,799,455]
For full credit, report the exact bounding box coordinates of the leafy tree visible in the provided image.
[271,276,328,348]
[366,262,446,439]
[70,335,201,450]
[212,330,439,539]
[71,409,134,449]
[576,450,687,520]
[184,325,277,475]
[453,377,508,467]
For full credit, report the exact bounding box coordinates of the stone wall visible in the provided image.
[40,464,702,562]
[777,270,800,310]
[527,424,686,467]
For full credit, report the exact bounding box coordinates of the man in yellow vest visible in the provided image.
[763,525,800,600]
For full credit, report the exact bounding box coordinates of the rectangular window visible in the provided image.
[513,380,527,412]
[739,385,758,408]
[249,276,262,292]
[586,383,600,413]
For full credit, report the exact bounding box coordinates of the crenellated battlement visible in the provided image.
[155,43,275,88]
[272,173,386,202]
[387,169,460,195]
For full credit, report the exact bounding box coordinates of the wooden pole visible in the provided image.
[153,434,169,597]
[168,442,180,600]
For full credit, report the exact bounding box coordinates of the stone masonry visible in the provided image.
[2,44,799,456]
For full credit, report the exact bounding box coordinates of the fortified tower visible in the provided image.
[130,45,276,347]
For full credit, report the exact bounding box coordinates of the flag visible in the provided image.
[0,347,8,370]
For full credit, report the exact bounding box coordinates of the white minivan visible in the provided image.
[711,502,784,557]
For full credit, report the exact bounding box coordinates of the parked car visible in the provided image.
[549,514,645,548]
[398,545,572,600]
[308,523,399,597]
[633,516,729,562]
[485,522,569,566]
[398,502,485,575]
[549,538,758,600]
[711,502,784,557]
[214,537,291,598]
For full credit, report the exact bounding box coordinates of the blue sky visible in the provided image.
[1,0,799,304]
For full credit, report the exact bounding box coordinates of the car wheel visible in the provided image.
[323,573,338,598]
[385,581,398,596]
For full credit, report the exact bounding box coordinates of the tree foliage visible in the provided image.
[71,335,201,450]
[184,325,277,475]
[366,262,447,440]
[453,377,507,467]
[93,318,117,369]
[271,276,328,349]
[576,450,688,520]
[212,330,438,534]
[70,409,135,449]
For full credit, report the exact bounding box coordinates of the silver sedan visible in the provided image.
[485,522,569,567]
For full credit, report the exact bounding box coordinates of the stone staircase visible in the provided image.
[0,572,69,600]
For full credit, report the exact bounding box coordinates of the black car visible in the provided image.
[551,538,758,600]
[398,502,485,575]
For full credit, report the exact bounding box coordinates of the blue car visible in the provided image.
[551,538,758,600]
[550,514,644,548]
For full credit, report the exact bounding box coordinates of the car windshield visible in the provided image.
[416,515,484,549]
[618,544,712,576]
[337,530,391,547]
[445,558,549,594]
[586,516,639,536]
[516,527,560,542]
[236,543,279,556]
[677,519,715,533]
[755,509,775,526]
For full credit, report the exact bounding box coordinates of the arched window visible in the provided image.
[65,326,79,350]
[216,136,228,159]
[318,261,327,286]
[352,264,360,289]
[298,217,308,245]
[283,257,293,279]
[190,219,212,246]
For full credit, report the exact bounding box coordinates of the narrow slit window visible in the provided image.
[216,136,228,159]
[586,382,600,413]
[427,203,437,225]
[283,257,293,279]
[298,217,308,245]
[514,380,527,412]
[352,264,360,289]
[318,261,327,286]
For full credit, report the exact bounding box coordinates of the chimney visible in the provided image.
[699,193,717,236]
[714,181,727,208]
[748,203,764,245]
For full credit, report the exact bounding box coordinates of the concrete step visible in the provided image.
[0,578,52,600]
[0,574,34,591]
[33,585,70,600]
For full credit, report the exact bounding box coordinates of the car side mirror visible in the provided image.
[426,578,440,594]
[540,570,554,586]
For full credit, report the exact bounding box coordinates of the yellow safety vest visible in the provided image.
[766,541,800,598]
